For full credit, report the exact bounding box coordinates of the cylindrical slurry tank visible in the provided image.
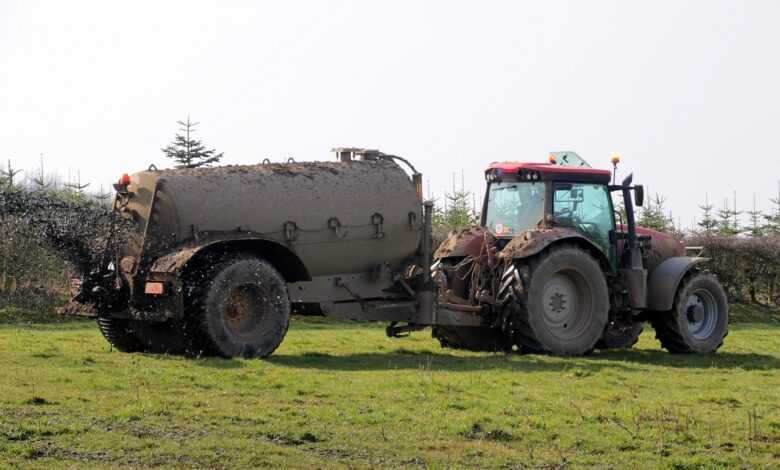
[122,157,423,276]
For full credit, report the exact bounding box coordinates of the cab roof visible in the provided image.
[487,162,612,184]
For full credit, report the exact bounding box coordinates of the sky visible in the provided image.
[1,0,779,229]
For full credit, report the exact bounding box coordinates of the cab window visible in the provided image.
[485,182,545,236]
[552,183,614,256]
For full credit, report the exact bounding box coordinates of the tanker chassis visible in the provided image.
[73,148,728,358]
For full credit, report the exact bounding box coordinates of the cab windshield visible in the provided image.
[484,182,545,236]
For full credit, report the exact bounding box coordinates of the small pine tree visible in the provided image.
[443,188,476,228]
[161,116,224,169]
[93,185,113,207]
[746,194,765,237]
[0,159,22,188]
[64,171,90,194]
[698,193,717,234]
[637,193,670,232]
[765,182,780,236]
[717,198,739,237]
[31,155,50,191]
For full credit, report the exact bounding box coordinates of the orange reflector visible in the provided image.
[144,282,164,295]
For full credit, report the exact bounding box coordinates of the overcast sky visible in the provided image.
[1,1,779,228]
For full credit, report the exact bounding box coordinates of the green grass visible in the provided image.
[1,317,780,469]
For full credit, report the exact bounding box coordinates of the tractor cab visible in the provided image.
[482,155,628,268]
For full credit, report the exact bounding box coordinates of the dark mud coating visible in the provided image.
[0,189,132,276]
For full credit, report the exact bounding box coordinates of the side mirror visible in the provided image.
[634,184,644,207]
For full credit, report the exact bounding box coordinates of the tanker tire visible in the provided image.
[97,316,143,353]
[506,246,609,356]
[131,321,189,355]
[432,326,507,352]
[195,256,290,359]
[651,271,728,354]
[595,321,644,350]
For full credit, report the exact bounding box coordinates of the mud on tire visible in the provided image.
[190,256,291,358]
[651,271,728,354]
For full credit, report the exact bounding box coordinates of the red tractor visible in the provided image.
[431,152,729,355]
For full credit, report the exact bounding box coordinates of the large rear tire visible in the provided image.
[503,246,609,356]
[651,271,728,354]
[132,321,189,355]
[192,256,291,358]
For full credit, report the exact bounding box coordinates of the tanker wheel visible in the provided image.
[97,316,143,353]
[131,321,189,355]
[432,326,507,352]
[194,256,290,358]
[505,246,609,356]
[595,320,644,350]
[651,271,728,354]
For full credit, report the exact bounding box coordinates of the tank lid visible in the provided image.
[332,147,385,162]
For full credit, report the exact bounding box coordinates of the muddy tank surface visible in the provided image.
[121,157,422,277]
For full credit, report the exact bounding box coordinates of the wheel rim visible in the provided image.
[685,289,718,340]
[222,284,271,342]
[540,270,592,340]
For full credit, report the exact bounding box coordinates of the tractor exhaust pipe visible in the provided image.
[620,173,647,309]
[621,173,640,268]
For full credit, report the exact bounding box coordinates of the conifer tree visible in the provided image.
[637,193,670,232]
[717,198,739,237]
[161,116,224,169]
[0,159,22,188]
[698,193,717,234]
[746,194,765,237]
[32,154,50,191]
[765,182,780,235]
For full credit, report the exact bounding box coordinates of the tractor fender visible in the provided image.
[647,256,708,311]
[496,227,611,268]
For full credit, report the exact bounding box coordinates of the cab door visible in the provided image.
[552,183,617,269]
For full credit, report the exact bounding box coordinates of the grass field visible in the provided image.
[1,313,780,469]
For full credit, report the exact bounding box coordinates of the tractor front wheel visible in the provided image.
[652,271,728,353]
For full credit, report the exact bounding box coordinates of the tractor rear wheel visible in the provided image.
[503,246,609,355]
[191,256,291,358]
[432,326,507,352]
[596,321,644,350]
[652,271,728,353]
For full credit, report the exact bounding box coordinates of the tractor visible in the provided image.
[431,152,729,355]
